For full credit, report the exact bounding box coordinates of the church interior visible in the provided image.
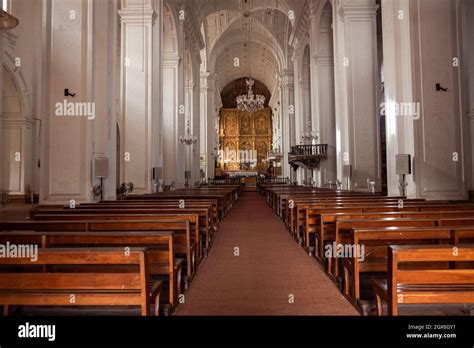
[0,0,474,324]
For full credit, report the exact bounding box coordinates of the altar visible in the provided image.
[218,108,272,172]
[221,170,258,178]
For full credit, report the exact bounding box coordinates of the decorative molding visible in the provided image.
[280,70,294,88]
[337,3,378,21]
[314,52,334,66]
[183,3,205,54]
[118,8,157,24]
[289,2,310,51]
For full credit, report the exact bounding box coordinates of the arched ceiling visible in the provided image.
[214,40,279,94]
[191,0,308,97]
[193,0,298,26]
[210,15,282,93]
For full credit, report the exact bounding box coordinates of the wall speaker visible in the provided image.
[396,154,412,175]
[152,167,163,180]
[342,165,352,178]
[94,158,109,178]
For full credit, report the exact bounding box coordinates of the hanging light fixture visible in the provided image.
[236,78,265,113]
[235,4,265,113]
[180,120,197,146]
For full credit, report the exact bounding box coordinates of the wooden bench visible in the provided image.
[88,200,219,227]
[287,197,418,231]
[0,247,163,316]
[341,227,455,306]
[317,211,474,264]
[332,217,474,277]
[128,190,233,218]
[372,244,474,315]
[307,206,474,260]
[0,230,181,309]
[65,205,215,253]
[31,211,205,260]
[0,220,195,284]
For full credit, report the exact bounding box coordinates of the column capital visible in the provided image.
[200,72,217,90]
[280,70,294,88]
[118,8,157,23]
[337,1,378,21]
[185,80,195,90]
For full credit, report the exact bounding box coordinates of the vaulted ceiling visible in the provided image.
[191,0,309,97]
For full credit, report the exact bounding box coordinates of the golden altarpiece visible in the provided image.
[219,108,272,173]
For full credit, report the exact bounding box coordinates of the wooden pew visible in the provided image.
[0,247,163,316]
[32,210,207,259]
[317,211,474,263]
[128,189,233,218]
[0,220,195,284]
[291,199,471,237]
[0,230,181,309]
[372,244,474,315]
[291,198,424,234]
[89,200,219,227]
[333,217,474,277]
[79,204,216,250]
[307,205,474,259]
[341,227,455,306]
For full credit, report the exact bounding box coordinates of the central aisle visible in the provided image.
[175,192,359,315]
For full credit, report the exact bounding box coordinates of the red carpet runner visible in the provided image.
[175,192,359,315]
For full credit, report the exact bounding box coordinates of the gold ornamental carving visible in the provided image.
[219,108,272,172]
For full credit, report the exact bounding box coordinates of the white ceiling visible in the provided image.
[192,0,307,95]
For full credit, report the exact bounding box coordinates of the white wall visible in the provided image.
[410,0,466,199]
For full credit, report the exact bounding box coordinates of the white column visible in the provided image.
[119,0,158,193]
[333,0,380,190]
[292,48,304,184]
[200,72,217,179]
[162,53,183,187]
[311,3,337,186]
[199,72,210,179]
[151,0,163,190]
[39,0,94,204]
[280,69,295,179]
[93,0,120,200]
[184,77,195,186]
[381,0,417,197]
[191,53,201,185]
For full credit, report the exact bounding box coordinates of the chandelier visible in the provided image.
[236,78,265,113]
[180,120,197,146]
